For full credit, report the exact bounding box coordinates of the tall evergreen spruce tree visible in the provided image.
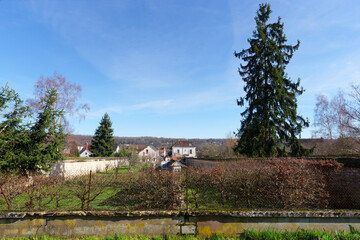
[234,4,311,157]
[91,113,115,157]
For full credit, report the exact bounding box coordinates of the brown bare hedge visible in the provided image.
[0,159,348,211]
[185,159,343,209]
[105,170,181,210]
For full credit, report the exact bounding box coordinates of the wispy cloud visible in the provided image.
[88,99,174,118]
[89,83,237,118]
[27,0,234,92]
[303,54,360,96]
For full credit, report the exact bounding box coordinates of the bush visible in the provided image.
[106,170,181,210]
[24,175,64,211]
[66,172,113,210]
[0,159,348,211]
[0,174,29,210]
[185,159,343,209]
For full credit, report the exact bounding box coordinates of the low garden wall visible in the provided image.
[50,158,129,178]
[0,211,359,238]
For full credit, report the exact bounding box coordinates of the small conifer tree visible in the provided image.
[91,113,115,157]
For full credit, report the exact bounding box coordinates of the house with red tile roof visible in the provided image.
[158,147,167,157]
[79,143,92,157]
[172,140,196,158]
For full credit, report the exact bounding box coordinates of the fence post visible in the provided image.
[87,170,92,210]
[185,169,188,210]
[0,185,10,211]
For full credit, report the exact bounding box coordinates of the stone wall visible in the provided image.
[50,158,129,178]
[0,211,359,238]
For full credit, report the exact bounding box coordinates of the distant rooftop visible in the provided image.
[173,140,195,147]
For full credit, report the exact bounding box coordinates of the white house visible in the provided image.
[172,140,196,158]
[138,145,159,162]
[79,143,92,158]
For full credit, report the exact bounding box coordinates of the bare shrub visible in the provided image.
[185,167,210,208]
[66,172,112,210]
[0,174,28,210]
[268,159,342,209]
[0,158,346,211]
[24,175,64,211]
[311,160,345,208]
[107,170,179,210]
[184,159,342,210]
[224,162,273,209]
[186,161,273,209]
[207,166,233,208]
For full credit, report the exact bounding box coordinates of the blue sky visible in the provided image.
[1,0,359,139]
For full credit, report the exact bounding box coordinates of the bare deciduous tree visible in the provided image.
[347,84,360,136]
[313,88,360,155]
[198,133,237,159]
[331,91,351,138]
[27,72,90,132]
[313,95,333,139]
[313,92,352,139]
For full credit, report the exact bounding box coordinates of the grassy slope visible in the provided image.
[2,229,360,239]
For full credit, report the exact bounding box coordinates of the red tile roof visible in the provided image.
[173,140,195,147]
[158,147,166,153]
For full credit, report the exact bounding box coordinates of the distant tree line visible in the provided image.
[67,134,229,152]
[197,133,238,159]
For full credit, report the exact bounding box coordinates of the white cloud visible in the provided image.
[88,99,173,118]
[89,82,238,119]
[304,56,360,96]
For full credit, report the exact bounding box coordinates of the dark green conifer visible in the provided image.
[0,88,65,174]
[0,84,29,172]
[91,113,115,157]
[19,88,65,174]
[234,3,312,157]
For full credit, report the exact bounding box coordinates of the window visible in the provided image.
[177,149,180,154]
[190,149,192,154]
[146,149,148,154]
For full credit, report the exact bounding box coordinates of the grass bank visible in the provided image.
[2,229,360,240]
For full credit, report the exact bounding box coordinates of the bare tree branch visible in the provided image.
[27,72,90,133]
